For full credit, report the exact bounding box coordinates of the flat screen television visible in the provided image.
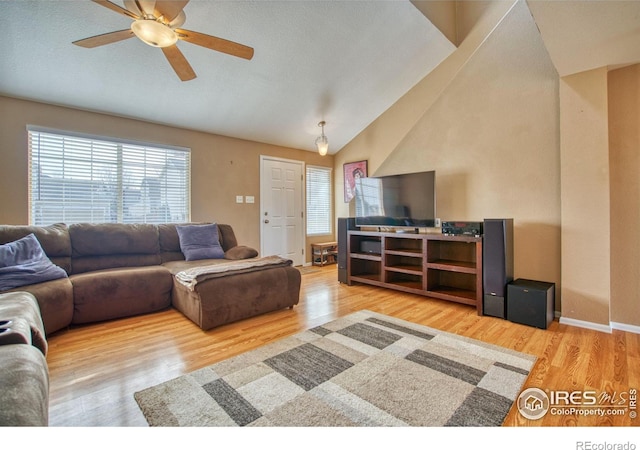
[355,170,436,228]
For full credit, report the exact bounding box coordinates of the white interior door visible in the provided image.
[260,156,304,266]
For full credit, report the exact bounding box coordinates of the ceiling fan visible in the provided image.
[73,0,254,81]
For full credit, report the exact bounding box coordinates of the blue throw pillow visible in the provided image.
[176,223,225,261]
[0,233,68,292]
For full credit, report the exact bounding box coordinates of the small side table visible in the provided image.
[311,242,338,267]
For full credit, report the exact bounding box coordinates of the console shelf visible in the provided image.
[427,259,477,273]
[350,252,382,261]
[347,230,483,314]
[385,264,422,274]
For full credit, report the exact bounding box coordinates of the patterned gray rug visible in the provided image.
[134,310,536,426]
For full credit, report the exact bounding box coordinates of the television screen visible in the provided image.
[355,170,436,228]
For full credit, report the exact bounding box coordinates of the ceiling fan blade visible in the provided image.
[154,0,189,22]
[176,28,254,60]
[91,0,139,19]
[122,0,140,16]
[161,45,196,81]
[73,29,135,48]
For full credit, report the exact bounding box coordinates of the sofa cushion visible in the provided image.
[70,223,160,256]
[11,277,74,335]
[224,245,259,260]
[69,223,161,274]
[0,223,71,273]
[0,234,68,292]
[176,223,224,261]
[217,224,238,251]
[70,266,173,324]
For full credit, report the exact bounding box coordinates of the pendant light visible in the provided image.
[315,121,329,156]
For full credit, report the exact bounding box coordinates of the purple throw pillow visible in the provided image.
[0,233,68,291]
[176,223,224,261]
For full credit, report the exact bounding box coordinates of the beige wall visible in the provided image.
[0,96,334,262]
[334,1,516,214]
[608,64,640,327]
[559,68,611,326]
[335,0,562,307]
[557,64,640,329]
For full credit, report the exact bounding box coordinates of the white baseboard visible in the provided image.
[559,317,640,335]
[611,321,640,334]
[559,317,612,333]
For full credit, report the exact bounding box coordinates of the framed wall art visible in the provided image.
[343,160,367,203]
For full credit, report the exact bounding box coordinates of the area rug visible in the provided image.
[134,310,536,426]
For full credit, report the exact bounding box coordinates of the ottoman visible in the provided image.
[167,258,301,330]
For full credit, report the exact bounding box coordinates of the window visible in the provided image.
[306,165,332,235]
[28,127,190,226]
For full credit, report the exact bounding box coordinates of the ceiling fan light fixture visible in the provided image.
[131,19,178,48]
[315,121,329,156]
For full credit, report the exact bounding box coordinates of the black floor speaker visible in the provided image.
[482,219,514,318]
[338,218,356,283]
[507,279,555,329]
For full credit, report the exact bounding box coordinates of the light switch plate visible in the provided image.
[236,195,244,203]
[245,196,255,204]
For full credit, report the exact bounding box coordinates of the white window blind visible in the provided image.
[306,165,332,235]
[28,127,190,226]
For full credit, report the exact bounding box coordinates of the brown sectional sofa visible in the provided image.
[0,222,301,334]
[0,222,301,426]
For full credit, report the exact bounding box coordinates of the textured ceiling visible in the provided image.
[0,0,456,153]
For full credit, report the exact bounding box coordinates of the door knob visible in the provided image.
[264,219,270,224]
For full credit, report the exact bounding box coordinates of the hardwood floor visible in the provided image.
[45,265,639,427]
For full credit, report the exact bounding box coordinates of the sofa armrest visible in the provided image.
[224,245,259,260]
[0,344,49,426]
[0,292,47,355]
[0,318,31,346]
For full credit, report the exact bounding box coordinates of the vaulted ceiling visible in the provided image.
[1,1,640,155]
[526,0,640,77]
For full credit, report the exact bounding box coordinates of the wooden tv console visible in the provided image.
[347,230,483,315]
